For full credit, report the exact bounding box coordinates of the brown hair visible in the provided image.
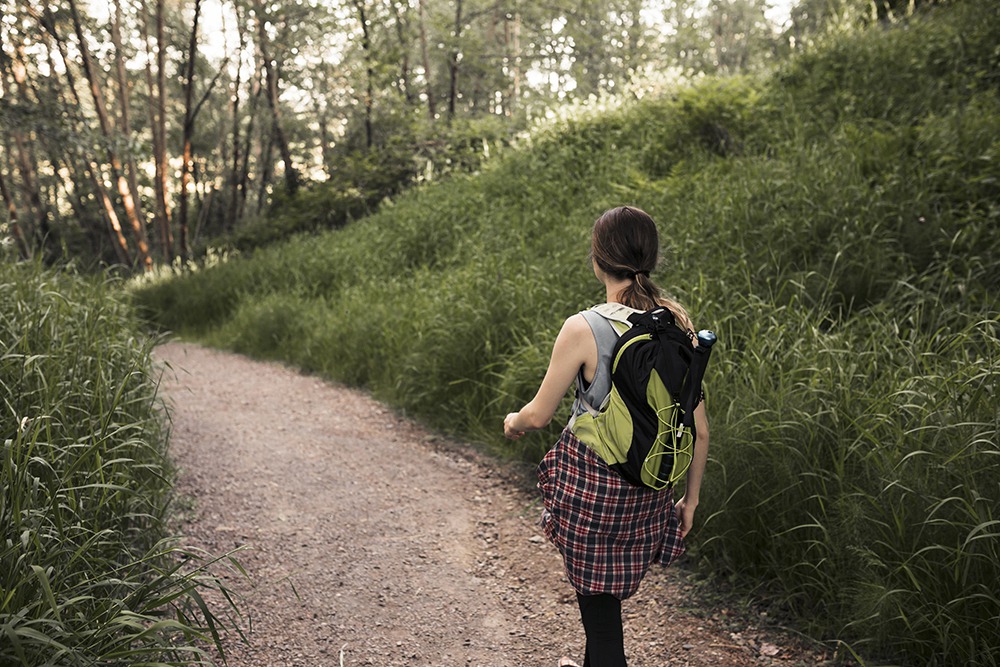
[591,205,693,330]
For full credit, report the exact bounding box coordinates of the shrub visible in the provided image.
[2,262,240,665]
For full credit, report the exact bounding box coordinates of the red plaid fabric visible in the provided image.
[537,427,686,600]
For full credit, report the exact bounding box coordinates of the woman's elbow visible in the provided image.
[522,405,553,431]
[528,413,553,431]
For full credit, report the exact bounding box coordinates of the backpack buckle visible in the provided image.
[644,307,673,333]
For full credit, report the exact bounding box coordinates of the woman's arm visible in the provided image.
[503,314,593,439]
[675,402,709,538]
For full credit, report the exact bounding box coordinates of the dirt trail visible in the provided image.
[156,342,825,667]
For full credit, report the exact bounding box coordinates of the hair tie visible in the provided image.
[631,270,650,279]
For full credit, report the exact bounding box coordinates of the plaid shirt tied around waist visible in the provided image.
[536,427,686,600]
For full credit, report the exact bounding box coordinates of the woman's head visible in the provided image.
[591,206,663,311]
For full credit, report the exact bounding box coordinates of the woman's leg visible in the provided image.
[576,593,626,667]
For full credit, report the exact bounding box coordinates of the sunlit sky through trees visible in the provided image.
[82,0,797,99]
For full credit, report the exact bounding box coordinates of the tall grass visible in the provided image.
[2,261,241,666]
[133,1,1000,664]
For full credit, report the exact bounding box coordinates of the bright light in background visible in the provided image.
[640,0,798,31]
[81,0,235,64]
[766,0,797,27]
[528,0,798,94]
[202,0,237,63]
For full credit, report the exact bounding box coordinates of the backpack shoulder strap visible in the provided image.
[590,302,640,331]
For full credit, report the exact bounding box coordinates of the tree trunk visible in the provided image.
[140,0,173,262]
[389,0,413,104]
[447,0,463,120]
[352,0,374,150]
[310,61,333,176]
[237,65,263,224]
[67,0,151,271]
[510,12,521,114]
[7,128,44,251]
[194,186,215,247]
[156,0,173,257]
[111,0,150,258]
[314,87,332,177]
[0,161,31,260]
[236,67,264,220]
[179,137,194,260]
[226,2,248,231]
[178,0,228,256]
[417,0,435,119]
[89,162,134,266]
[254,0,299,196]
[179,0,203,261]
[256,132,274,214]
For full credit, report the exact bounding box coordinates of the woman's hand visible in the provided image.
[675,495,698,539]
[503,412,525,440]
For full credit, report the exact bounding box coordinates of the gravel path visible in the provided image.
[156,342,826,667]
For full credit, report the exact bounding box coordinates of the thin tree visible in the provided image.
[352,0,374,150]
[506,11,521,114]
[311,64,334,176]
[0,158,31,260]
[417,0,435,118]
[110,0,155,263]
[67,0,152,270]
[256,130,274,214]
[37,6,132,266]
[179,0,204,260]
[225,0,248,231]
[253,0,299,196]
[179,0,228,259]
[139,0,173,261]
[447,0,464,120]
[236,62,263,223]
[388,0,414,105]
[156,0,172,256]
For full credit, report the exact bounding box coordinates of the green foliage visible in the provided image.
[1,262,240,665]
[774,0,1000,127]
[133,1,1000,664]
[227,115,515,252]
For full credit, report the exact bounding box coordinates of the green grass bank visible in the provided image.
[133,2,1000,664]
[1,262,238,665]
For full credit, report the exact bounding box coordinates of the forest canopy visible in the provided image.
[0,0,934,269]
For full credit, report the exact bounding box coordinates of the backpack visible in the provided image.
[570,303,717,490]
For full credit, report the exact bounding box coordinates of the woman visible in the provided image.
[503,205,710,667]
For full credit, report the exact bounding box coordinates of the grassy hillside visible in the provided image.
[1,263,238,665]
[133,1,1000,664]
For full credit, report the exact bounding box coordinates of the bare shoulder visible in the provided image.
[562,312,590,332]
[552,312,594,353]
[558,312,594,342]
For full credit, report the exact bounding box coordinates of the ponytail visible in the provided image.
[617,272,659,312]
[617,273,694,331]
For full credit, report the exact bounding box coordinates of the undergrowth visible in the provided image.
[1,261,243,666]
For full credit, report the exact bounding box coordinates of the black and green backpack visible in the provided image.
[570,303,717,490]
